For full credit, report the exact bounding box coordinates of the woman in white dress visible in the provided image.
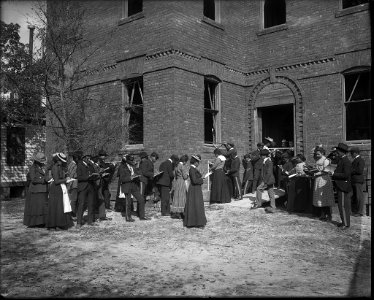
[312,146,335,221]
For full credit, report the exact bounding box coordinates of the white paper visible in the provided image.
[204,172,213,178]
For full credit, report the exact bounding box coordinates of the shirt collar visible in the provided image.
[263,157,270,163]
[191,164,196,168]
[168,159,172,163]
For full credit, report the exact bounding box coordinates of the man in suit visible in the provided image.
[76,153,99,227]
[251,146,264,193]
[253,149,275,213]
[156,154,179,216]
[226,150,242,200]
[139,151,154,199]
[331,143,352,229]
[242,153,254,195]
[118,154,150,222]
[349,146,366,217]
[97,150,116,210]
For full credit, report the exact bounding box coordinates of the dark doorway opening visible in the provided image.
[258,104,294,148]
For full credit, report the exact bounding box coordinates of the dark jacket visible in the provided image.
[156,159,174,187]
[351,155,365,184]
[139,158,154,184]
[98,159,115,189]
[332,155,352,193]
[189,166,204,186]
[261,158,275,185]
[77,160,94,192]
[118,162,133,194]
[28,163,49,193]
[227,156,240,177]
[242,159,254,182]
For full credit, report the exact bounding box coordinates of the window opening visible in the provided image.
[342,0,368,9]
[204,0,216,20]
[124,77,143,144]
[122,0,143,18]
[6,126,26,166]
[204,79,219,144]
[344,70,371,141]
[264,0,286,28]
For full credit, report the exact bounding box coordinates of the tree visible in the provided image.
[32,0,127,155]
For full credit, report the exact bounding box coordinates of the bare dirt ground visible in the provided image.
[1,195,371,298]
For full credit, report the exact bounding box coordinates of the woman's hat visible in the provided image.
[139,151,148,158]
[33,152,47,164]
[335,142,349,153]
[56,153,67,163]
[191,154,201,161]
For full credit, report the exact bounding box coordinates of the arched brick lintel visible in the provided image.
[248,75,304,154]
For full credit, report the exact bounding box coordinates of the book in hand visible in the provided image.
[88,173,100,180]
[204,172,213,179]
[153,171,164,179]
[66,178,77,183]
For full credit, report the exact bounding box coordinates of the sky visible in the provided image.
[1,0,43,48]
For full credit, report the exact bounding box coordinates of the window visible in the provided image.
[204,77,221,144]
[342,0,368,9]
[123,77,143,145]
[6,126,26,166]
[203,0,220,22]
[264,0,286,28]
[122,0,142,18]
[344,69,371,141]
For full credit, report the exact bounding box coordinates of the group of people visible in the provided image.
[23,137,366,231]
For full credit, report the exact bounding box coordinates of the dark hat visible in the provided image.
[260,149,270,156]
[349,146,360,153]
[170,154,179,162]
[150,152,159,159]
[56,152,67,163]
[139,151,148,158]
[98,150,108,157]
[335,142,349,153]
[82,153,92,159]
[126,154,135,161]
[227,142,235,148]
[191,154,201,161]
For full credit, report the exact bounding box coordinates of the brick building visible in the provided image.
[46,0,371,204]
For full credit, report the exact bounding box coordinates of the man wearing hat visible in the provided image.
[252,145,264,193]
[97,150,115,211]
[226,150,242,200]
[350,146,366,217]
[253,148,275,213]
[331,143,352,229]
[76,153,99,227]
[118,154,150,221]
[156,154,179,216]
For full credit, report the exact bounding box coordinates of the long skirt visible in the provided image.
[183,184,207,227]
[171,178,187,213]
[313,174,335,207]
[210,169,231,204]
[23,192,48,226]
[46,183,74,229]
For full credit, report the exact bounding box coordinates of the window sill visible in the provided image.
[335,3,369,18]
[256,23,288,36]
[122,144,144,151]
[346,140,371,146]
[118,12,145,26]
[201,16,224,31]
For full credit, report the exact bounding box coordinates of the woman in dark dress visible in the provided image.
[209,148,231,204]
[183,154,207,228]
[23,152,49,227]
[46,153,74,230]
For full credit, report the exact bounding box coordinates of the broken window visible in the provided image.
[342,0,368,9]
[204,0,216,21]
[344,69,371,141]
[122,0,143,18]
[264,0,286,28]
[124,77,143,145]
[204,77,220,144]
[6,126,26,166]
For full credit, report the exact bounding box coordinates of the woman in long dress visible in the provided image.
[209,148,231,204]
[171,154,189,219]
[312,146,335,221]
[23,152,49,227]
[46,153,74,230]
[183,154,207,228]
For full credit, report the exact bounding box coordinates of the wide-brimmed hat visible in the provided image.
[260,149,270,156]
[349,146,360,153]
[56,153,67,163]
[33,152,47,164]
[126,154,135,162]
[264,137,274,143]
[98,150,108,157]
[335,142,349,153]
[139,151,148,159]
[191,154,201,161]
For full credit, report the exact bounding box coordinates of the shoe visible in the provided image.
[336,223,344,227]
[99,217,112,221]
[139,217,151,221]
[87,223,99,226]
[250,204,259,210]
[265,207,273,213]
[352,213,363,217]
[75,224,83,229]
[126,218,135,222]
[341,226,350,230]
[319,216,328,221]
